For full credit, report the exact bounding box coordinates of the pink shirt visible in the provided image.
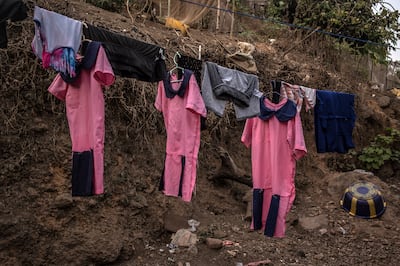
[155,73,207,201]
[241,97,307,196]
[48,46,115,195]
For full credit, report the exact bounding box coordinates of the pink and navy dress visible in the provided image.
[48,44,115,196]
[241,96,307,237]
[155,70,207,202]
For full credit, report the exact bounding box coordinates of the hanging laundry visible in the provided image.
[155,69,207,202]
[281,81,316,112]
[314,90,356,153]
[177,54,207,130]
[59,41,101,83]
[0,0,27,48]
[202,61,262,120]
[177,54,202,87]
[31,6,82,77]
[258,95,297,122]
[48,43,115,196]
[82,23,166,82]
[299,85,316,111]
[269,80,316,112]
[241,96,307,237]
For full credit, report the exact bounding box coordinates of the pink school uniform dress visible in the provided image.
[241,97,307,237]
[48,45,115,195]
[155,70,207,202]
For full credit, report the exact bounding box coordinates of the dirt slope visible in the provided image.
[1,1,400,265]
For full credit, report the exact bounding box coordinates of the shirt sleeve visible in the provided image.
[186,74,207,117]
[241,118,254,148]
[287,113,307,160]
[93,46,115,86]
[47,73,67,101]
[154,80,164,112]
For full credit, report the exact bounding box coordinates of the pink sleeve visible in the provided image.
[154,81,164,112]
[93,46,115,86]
[48,74,67,101]
[241,118,254,148]
[186,75,207,117]
[287,113,307,160]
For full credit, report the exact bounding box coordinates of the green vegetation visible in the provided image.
[358,128,400,170]
[294,0,400,63]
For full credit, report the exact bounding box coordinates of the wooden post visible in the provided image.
[167,0,171,17]
[199,45,202,60]
[159,0,162,17]
[230,0,235,38]
[221,0,230,30]
[385,62,389,90]
[216,0,220,31]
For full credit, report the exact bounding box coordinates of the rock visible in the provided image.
[206,238,223,249]
[54,193,73,209]
[227,250,238,257]
[326,170,388,198]
[298,214,328,230]
[213,229,228,238]
[376,96,391,108]
[319,228,328,235]
[170,229,198,247]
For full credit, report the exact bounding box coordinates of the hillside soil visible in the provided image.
[1,1,400,265]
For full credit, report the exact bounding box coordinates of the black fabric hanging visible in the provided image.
[252,189,264,230]
[83,23,167,82]
[72,150,94,197]
[177,54,202,86]
[271,80,281,104]
[0,0,28,48]
[176,54,207,130]
[163,69,193,98]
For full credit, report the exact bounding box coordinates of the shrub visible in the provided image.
[358,128,400,170]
